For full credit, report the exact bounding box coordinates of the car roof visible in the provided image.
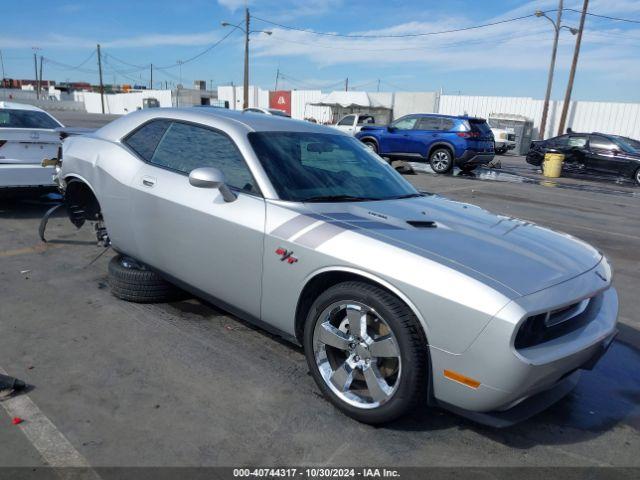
[95,107,343,142]
[0,101,47,112]
[401,113,485,121]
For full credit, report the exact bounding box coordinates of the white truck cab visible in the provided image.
[333,114,377,135]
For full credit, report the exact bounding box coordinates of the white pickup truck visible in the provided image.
[332,114,377,135]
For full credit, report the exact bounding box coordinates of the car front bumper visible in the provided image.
[456,150,495,167]
[428,266,618,426]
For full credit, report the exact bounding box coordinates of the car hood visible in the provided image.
[306,195,602,297]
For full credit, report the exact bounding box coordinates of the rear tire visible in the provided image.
[429,148,453,174]
[303,281,428,424]
[634,167,640,186]
[108,255,185,303]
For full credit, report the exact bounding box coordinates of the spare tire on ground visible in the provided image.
[108,254,186,303]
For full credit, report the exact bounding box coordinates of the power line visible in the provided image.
[564,8,640,24]
[155,22,241,70]
[252,13,541,38]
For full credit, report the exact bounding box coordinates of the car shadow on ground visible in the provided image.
[0,191,63,220]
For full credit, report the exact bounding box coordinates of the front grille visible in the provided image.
[514,294,602,349]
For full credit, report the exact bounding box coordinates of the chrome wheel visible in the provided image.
[430,150,452,173]
[313,301,401,409]
[635,168,640,186]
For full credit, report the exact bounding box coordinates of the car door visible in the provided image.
[126,120,266,318]
[379,116,418,155]
[587,135,628,174]
[408,116,444,156]
[562,135,589,166]
[335,115,356,134]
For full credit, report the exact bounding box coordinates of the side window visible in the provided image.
[567,136,588,148]
[357,115,375,125]
[124,120,171,161]
[416,117,442,131]
[338,115,355,126]
[150,122,258,193]
[590,135,617,151]
[440,119,456,131]
[550,135,569,148]
[391,117,417,130]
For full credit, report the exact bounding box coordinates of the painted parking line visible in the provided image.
[0,367,100,477]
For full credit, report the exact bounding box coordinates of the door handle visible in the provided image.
[141,176,156,187]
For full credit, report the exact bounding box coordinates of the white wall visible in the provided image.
[83,90,172,114]
[217,85,266,110]
[439,94,640,140]
[393,92,438,119]
[292,90,331,123]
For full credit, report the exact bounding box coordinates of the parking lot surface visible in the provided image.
[1,122,639,467]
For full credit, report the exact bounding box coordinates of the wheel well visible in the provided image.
[359,137,379,147]
[428,143,454,160]
[294,270,418,344]
[64,176,102,227]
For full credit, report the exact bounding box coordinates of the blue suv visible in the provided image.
[355,114,495,173]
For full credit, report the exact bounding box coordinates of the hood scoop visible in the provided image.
[406,220,437,229]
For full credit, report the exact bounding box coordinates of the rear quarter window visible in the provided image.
[124,120,172,161]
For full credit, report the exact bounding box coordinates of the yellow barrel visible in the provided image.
[542,152,564,178]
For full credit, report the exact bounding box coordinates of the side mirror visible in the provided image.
[189,167,237,202]
[387,126,396,132]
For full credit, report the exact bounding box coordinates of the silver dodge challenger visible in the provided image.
[52,108,618,426]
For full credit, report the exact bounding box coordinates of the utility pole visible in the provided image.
[33,53,39,99]
[97,44,105,114]
[377,79,380,92]
[538,0,563,140]
[38,56,43,98]
[345,77,348,91]
[274,67,279,91]
[150,63,153,90]
[243,7,250,109]
[0,49,6,81]
[558,0,588,136]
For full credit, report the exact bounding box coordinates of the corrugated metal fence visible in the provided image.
[438,94,640,140]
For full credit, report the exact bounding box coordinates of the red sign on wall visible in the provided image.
[269,90,291,116]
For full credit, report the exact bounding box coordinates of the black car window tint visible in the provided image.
[124,120,171,161]
[590,136,617,150]
[338,115,355,126]
[150,122,257,193]
[416,117,442,130]
[0,109,61,129]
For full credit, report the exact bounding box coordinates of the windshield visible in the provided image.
[613,135,640,153]
[248,132,419,202]
[0,109,62,129]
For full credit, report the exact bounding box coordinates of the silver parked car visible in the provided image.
[54,108,618,425]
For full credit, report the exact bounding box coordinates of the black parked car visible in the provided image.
[527,132,640,185]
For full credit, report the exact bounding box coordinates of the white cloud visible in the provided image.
[218,0,249,11]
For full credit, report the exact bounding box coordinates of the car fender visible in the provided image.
[299,265,431,341]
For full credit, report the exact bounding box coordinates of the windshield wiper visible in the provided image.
[303,195,380,203]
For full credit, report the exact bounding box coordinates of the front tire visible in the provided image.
[429,148,453,174]
[635,167,640,186]
[303,281,428,424]
[362,140,378,154]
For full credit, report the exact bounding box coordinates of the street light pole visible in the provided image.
[244,7,250,109]
[557,0,589,136]
[221,16,271,110]
[538,1,563,140]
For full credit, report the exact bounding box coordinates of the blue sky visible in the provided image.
[1,0,639,101]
